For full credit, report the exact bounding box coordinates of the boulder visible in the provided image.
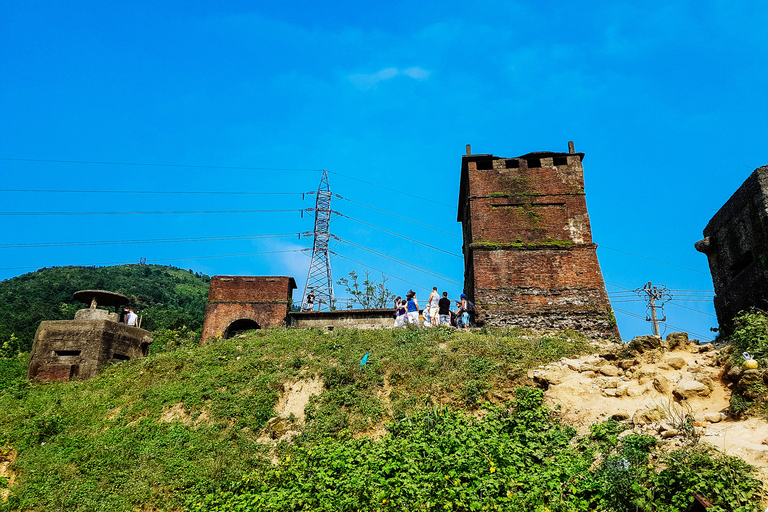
[619,359,638,369]
[599,365,621,377]
[673,380,711,399]
[735,369,764,399]
[653,375,672,395]
[703,412,724,423]
[611,412,630,421]
[627,335,663,353]
[693,373,714,389]
[633,404,666,425]
[664,356,687,370]
[666,332,689,350]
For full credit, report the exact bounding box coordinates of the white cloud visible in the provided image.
[349,66,431,89]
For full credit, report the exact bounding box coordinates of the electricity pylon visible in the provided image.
[301,170,335,311]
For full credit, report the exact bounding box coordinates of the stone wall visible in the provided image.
[458,143,618,338]
[27,319,152,382]
[201,276,296,343]
[696,165,768,331]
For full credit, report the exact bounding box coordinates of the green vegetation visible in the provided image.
[473,237,574,250]
[725,310,768,418]
[0,264,210,352]
[1,327,764,511]
[336,270,396,309]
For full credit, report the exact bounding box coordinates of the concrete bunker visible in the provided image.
[27,289,153,382]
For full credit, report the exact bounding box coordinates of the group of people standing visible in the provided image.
[393,287,474,329]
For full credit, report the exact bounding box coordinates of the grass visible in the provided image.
[1,326,763,511]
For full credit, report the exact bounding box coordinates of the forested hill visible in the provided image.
[0,264,210,352]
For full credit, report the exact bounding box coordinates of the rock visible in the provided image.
[616,384,629,396]
[627,335,663,353]
[704,412,724,423]
[724,364,743,383]
[581,371,596,379]
[633,405,666,425]
[735,369,763,399]
[579,364,597,373]
[618,359,637,369]
[535,370,568,387]
[562,359,581,371]
[656,363,673,371]
[599,377,619,389]
[664,357,687,370]
[598,346,620,361]
[697,344,714,353]
[626,384,646,397]
[661,429,679,438]
[653,375,671,395]
[673,380,711,399]
[693,373,714,389]
[611,412,630,421]
[600,365,621,377]
[666,332,689,350]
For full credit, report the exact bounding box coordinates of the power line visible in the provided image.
[0,157,319,172]
[600,246,709,275]
[332,253,431,292]
[613,307,713,341]
[0,209,303,216]
[336,194,461,238]
[336,212,463,258]
[335,236,462,285]
[328,170,455,208]
[0,249,305,271]
[0,233,300,249]
[0,189,304,196]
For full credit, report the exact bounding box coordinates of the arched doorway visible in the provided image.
[224,319,260,339]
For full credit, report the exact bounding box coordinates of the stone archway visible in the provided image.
[224,319,261,339]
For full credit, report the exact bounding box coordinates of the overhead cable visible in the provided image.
[600,246,709,275]
[335,236,462,285]
[0,189,304,196]
[0,249,305,271]
[336,194,461,238]
[328,170,455,208]
[0,209,303,216]
[0,157,319,172]
[0,233,300,249]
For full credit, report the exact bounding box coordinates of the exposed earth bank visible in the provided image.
[530,333,768,501]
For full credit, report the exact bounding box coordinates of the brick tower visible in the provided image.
[457,142,619,338]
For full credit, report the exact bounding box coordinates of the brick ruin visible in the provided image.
[695,165,768,332]
[457,142,619,338]
[201,275,297,343]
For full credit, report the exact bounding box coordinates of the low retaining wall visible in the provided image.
[289,309,403,330]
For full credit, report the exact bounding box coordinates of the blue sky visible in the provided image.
[2,0,767,341]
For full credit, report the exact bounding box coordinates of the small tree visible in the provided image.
[337,271,396,309]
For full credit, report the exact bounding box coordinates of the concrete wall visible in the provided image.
[201,275,297,343]
[289,309,397,330]
[696,165,768,331]
[27,320,152,382]
[458,144,619,338]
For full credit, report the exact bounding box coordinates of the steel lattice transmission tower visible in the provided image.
[301,170,335,311]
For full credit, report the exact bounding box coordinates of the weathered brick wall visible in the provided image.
[696,166,768,331]
[458,145,619,338]
[201,276,296,343]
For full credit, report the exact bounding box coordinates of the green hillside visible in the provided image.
[0,264,210,353]
[0,327,762,512]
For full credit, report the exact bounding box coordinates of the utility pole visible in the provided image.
[635,282,670,336]
[301,170,336,311]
